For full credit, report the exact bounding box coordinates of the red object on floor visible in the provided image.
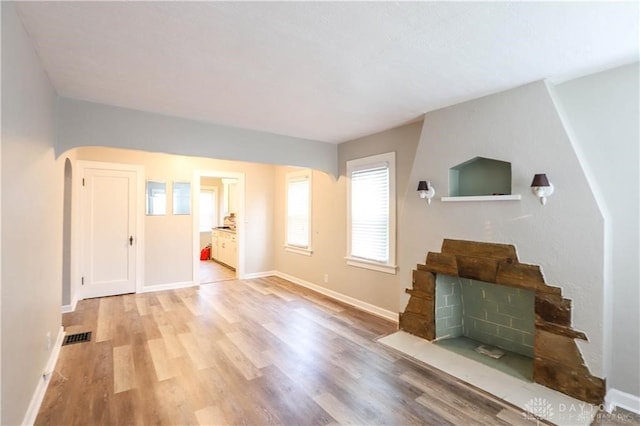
[200,246,211,260]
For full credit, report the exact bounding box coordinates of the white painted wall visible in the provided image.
[1,3,63,424]
[273,121,422,314]
[72,147,275,288]
[56,97,338,176]
[552,63,639,399]
[400,81,605,377]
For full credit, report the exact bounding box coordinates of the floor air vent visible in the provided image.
[62,331,92,346]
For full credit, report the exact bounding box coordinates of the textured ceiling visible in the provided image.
[15,2,639,143]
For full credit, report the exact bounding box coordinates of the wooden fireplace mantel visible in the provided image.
[399,239,605,405]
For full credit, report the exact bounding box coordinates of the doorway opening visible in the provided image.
[193,170,244,285]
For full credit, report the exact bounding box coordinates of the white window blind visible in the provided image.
[350,164,389,263]
[286,175,310,248]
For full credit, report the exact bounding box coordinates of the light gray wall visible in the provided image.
[273,121,422,313]
[552,63,640,398]
[1,3,63,424]
[62,159,73,305]
[56,97,338,176]
[400,81,605,378]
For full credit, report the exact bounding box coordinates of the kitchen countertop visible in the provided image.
[213,227,236,234]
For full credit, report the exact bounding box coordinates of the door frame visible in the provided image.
[73,160,145,300]
[193,170,245,284]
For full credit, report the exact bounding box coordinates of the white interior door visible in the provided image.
[80,164,139,298]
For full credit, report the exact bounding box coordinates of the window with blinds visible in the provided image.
[351,165,389,262]
[346,152,397,274]
[285,170,312,254]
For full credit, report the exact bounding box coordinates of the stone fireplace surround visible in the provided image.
[399,239,605,405]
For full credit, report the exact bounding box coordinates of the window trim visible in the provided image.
[284,169,313,256]
[346,152,397,274]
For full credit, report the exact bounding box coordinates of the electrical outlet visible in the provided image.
[46,332,51,351]
[323,273,329,283]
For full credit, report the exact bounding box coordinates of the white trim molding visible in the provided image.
[138,281,196,294]
[284,245,313,256]
[22,326,65,426]
[242,271,278,280]
[605,388,640,415]
[61,297,78,314]
[345,257,398,275]
[274,271,398,323]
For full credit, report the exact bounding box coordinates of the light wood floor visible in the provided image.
[199,260,235,284]
[37,276,600,425]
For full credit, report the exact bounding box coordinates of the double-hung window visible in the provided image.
[285,169,312,256]
[199,188,217,232]
[346,152,396,274]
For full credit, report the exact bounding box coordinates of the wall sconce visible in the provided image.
[531,173,554,205]
[417,180,436,204]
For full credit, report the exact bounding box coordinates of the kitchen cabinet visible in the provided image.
[210,230,219,260]
[211,229,236,269]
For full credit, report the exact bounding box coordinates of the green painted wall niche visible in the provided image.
[449,157,512,196]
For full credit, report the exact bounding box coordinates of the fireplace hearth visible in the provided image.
[399,239,605,405]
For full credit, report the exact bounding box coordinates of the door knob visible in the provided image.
[129,236,134,246]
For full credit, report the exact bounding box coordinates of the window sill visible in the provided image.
[284,246,313,256]
[345,257,397,274]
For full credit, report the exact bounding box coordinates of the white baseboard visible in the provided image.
[242,270,277,280]
[138,281,196,294]
[61,297,78,314]
[605,388,640,414]
[22,326,65,426]
[273,271,399,323]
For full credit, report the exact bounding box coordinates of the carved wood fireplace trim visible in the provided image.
[399,239,605,405]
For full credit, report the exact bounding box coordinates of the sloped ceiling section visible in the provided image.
[16,2,639,143]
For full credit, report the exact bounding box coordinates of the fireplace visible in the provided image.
[399,239,605,405]
[433,274,535,381]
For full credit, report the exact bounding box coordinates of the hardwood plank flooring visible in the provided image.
[113,345,136,394]
[200,260,236,284]
[37,276,579,425]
